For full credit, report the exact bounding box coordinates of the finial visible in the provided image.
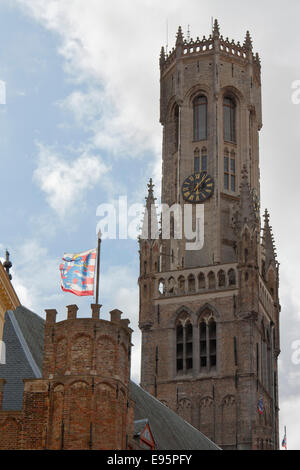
[264,209,270,225]
[176,26,184,46]
[3,250,12,281]
[241,164,249,180]
[160,46,165,66]
[213,19,220,39]
[244,30,253,51]
[147,178,155,200]
[187,24,191,42]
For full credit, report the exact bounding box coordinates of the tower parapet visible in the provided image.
[160,22,261,85]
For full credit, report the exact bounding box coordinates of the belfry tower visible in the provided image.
[139,21,280,450]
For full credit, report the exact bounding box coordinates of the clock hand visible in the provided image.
[194,175,207,192]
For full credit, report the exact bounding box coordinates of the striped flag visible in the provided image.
[258,397,264,415]
[60,248,96,296]
[282,428,287,450]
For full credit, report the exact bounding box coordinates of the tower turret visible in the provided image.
[22,304,133,450]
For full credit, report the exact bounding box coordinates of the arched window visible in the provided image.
[228,269,236,286]
[188,274,196,293]
[193,95,207,141]
[176,319,193,374]
[223,96,236,142]
[174,105,179,150]
[201,147,208,172]
[194,148,200,173]
[194,147,208,173]
[199,317,217,371]
[178,276,186,295]
[198,272,206,290]
[218,270,226,288]
[208,272,216,290]
[158,279,165,295]
[224,149,236,192]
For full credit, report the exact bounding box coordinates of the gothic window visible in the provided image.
[198,272,206,290]
[199,317,217,371]
[158,279,165,295]
[176,318,193,374]
[218,270,226,288]
[194,148,200,172]
[201,147,208,172]
[188,274,196,293]
[224,149,236,192]
[193,95,207,141]
[174,105,179,150]
[178,276,186,294]
[223,96,236,142]
[208,272,216,290]
[168,277,176,294]
[209,320,217,367]
[228,269,236,286]
[200,321,207,368]
[194,147,208,173]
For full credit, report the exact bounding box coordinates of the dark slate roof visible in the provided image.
[0,307,44,410]
[134,418,149,436]
[130,381,220,450]
[13,306,45,371]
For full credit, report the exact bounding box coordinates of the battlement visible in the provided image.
[45,304,131,330]
[160,21,261,78]
[43,304,132,383]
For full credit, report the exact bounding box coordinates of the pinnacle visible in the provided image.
[160,46,165,61]
[244,30,253,50]
[176,25,184,46]
[213,19,220,38]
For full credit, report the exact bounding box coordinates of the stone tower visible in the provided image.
[139,21,280,450]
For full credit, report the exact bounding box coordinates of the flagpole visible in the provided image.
[285,426,287,450]
[95,230,102,305]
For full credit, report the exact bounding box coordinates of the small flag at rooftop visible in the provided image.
[59,248,96,297]
[282,427,287,450]
[258,397,264,415]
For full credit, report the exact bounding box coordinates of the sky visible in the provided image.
[0,0,299,449]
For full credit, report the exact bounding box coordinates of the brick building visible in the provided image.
[0,304,219,450]
[139,21,280,450]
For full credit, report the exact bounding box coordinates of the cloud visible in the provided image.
[280,395,300,450]
[100,264,140,383]
[33,142,109,217]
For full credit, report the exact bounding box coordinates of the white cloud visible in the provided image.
[280,395,300,450]
[33,143,109,217]
[100,264,141,382]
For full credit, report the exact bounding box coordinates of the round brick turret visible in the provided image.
[42,304,133,450]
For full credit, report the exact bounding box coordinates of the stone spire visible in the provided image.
[160,46,165,67]
[262,209,277,266]
[176,26,184,46]
[3,250,12,281]
[233,165,258,235]
[140,179,159,241]
[213,19,220,39]
[243,30,253,51]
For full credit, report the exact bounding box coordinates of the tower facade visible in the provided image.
[139,21,280,450]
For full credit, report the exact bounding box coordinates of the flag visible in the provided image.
[60,248,96,296]
[282,430,287,450]
[258,397,264,415]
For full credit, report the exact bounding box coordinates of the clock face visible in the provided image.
[182,172,215,203]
